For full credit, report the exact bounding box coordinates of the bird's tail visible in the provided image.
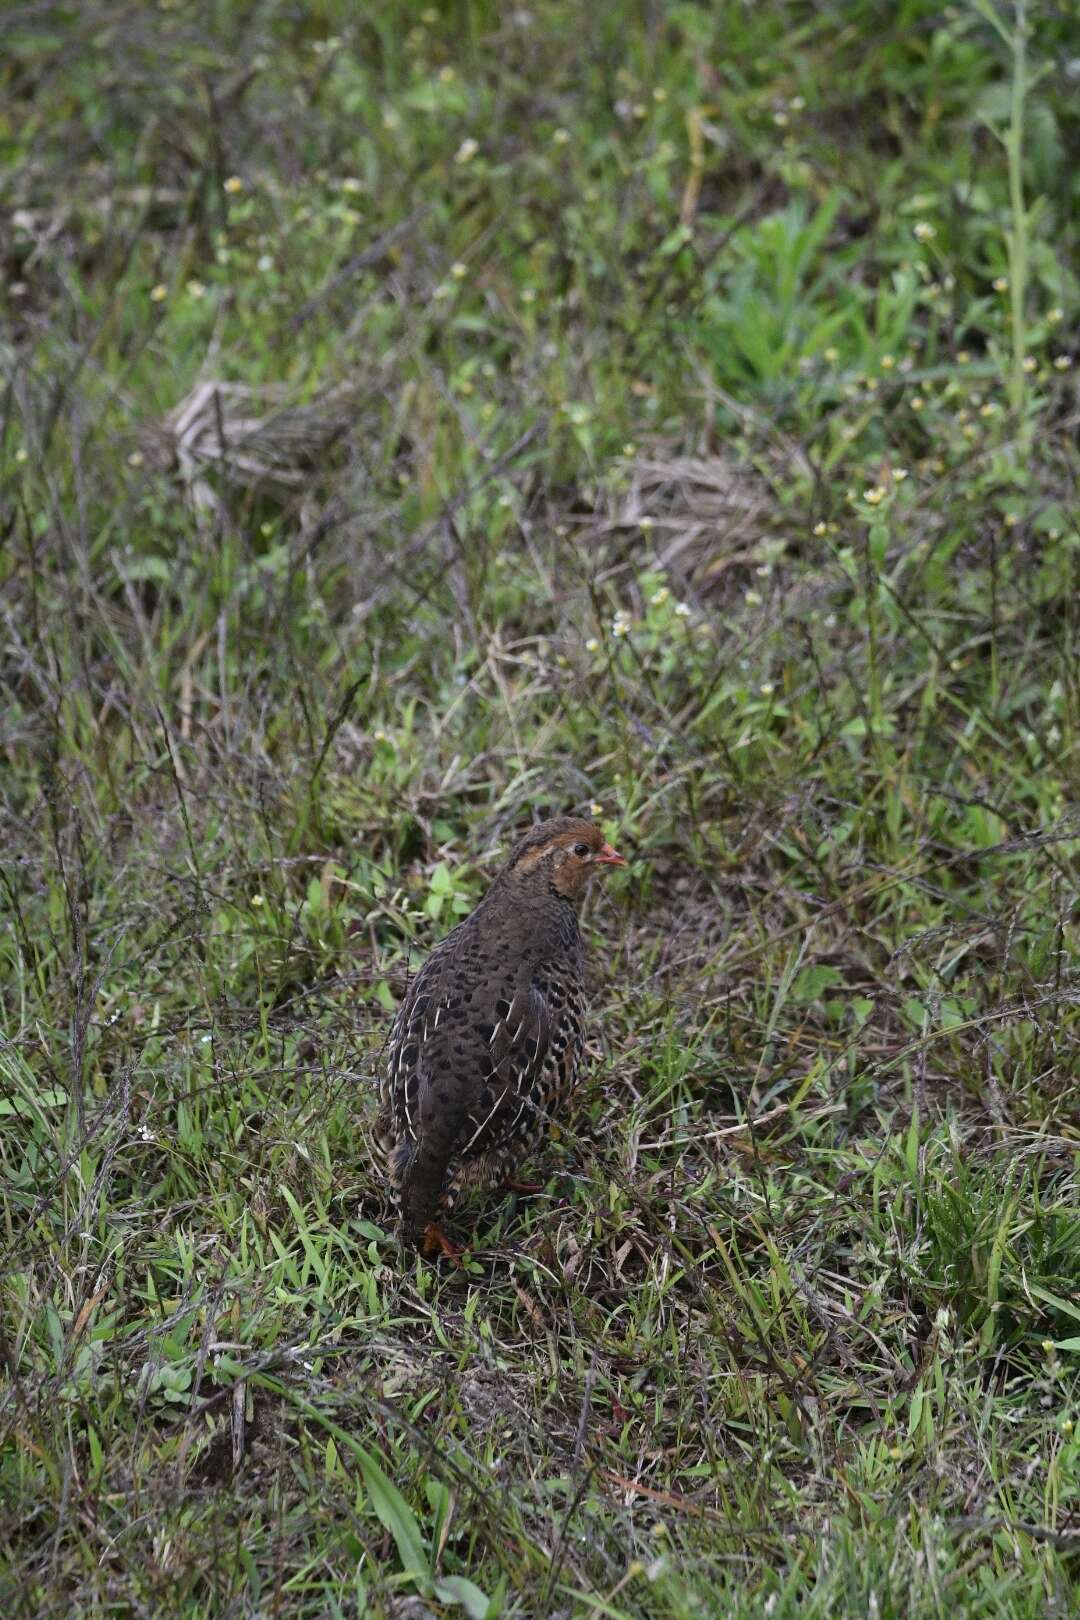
[397,1113,462,1247]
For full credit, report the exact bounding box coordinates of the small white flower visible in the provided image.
[589,802,604,816]
[552,127,570,145]
[650,587,670,606]
[760,682,774,696]
[257,254,274,272]
[673,601,691,618]
[913,221,936,242]
[585,637,600,652]
[455,138,479,164]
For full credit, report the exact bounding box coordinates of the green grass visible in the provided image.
[3,1,1080,1614]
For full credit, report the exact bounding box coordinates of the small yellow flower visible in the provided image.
[585,637,600,653]
[911,395,925,411]
[913,221,936,242]
[251,894,264,907]
[863,486,886,505]
[1022,356,1037,373]
[823,346,839,363]
[150,283,168,302]
[186,279,206,299]
[980,403,996,417]
[622,442,636,457]
[888,1446,903,1461]
[450,261,467,279]
[552,127,571,145]
[1064,1419,1074,1435]
[650,587,670,606]
[127,451,144,468]
[520,287,537,304]
[1047,307,1064,325]
[1004,513,1019,528]
[340,176,362,194]
[589,801,604,816]
[813,521,827,536]
[956,350,970,364]
[223,175,243,194]
[892,467,908,481]
[880,354,895,370]
[439,66,456,84]
[639,516,655,532]
[992,276,1008,292]
[15,447,29,464]
[373,729,388,742]
[760,682,774,696]
[1043,1340,1055,1353]
[1053,355,1071,371]
[455,138,479,164]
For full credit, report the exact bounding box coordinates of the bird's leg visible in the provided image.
[503,1176,544,1195]
[421,1222,466,1263]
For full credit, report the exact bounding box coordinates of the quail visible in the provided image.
[376,816,625,1257]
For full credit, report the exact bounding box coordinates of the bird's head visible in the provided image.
[506,816,626,901]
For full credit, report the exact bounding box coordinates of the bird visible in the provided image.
[375,816,626,1259]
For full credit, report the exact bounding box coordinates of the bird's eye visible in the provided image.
[573,842,590,857]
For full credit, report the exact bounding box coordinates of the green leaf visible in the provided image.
[1028,1284,1080,1327]
[429,862,453,894]
[791,965,844,1002]
[119,555,172,584]
[0,1087,68,1115]
[434,1574,496,1618]
[353,1444,428,1578]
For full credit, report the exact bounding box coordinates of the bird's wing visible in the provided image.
[391,965,552,1243]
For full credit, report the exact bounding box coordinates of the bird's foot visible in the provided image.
[421,1223,467,1263]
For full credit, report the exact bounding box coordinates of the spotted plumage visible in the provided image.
[375,816,625,1256]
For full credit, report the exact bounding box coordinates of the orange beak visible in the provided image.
[593,841,626,868]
